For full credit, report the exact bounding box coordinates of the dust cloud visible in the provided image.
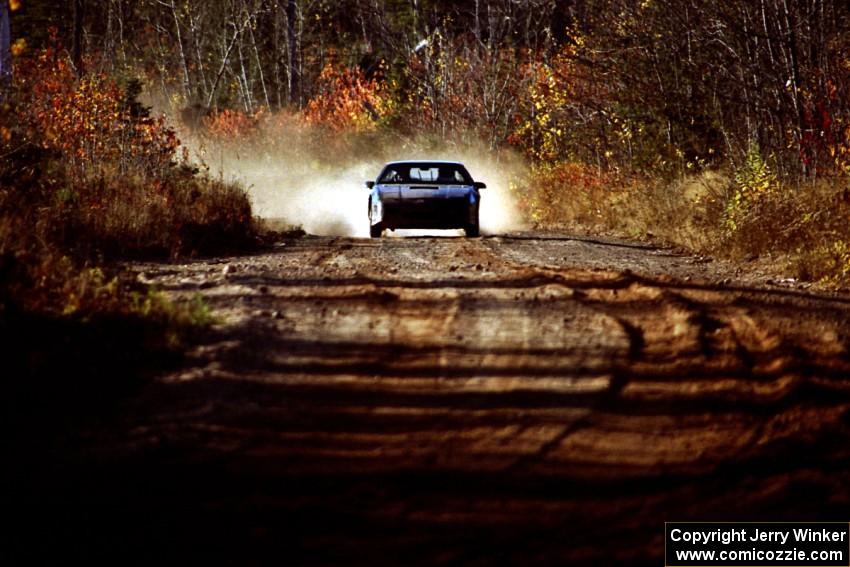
[224,156,382,237]
[184,125,528,238]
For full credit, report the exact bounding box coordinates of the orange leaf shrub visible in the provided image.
[2,44,254,262]
[303,63,392,132]
[202,108,265,142]
[14,46,179,180]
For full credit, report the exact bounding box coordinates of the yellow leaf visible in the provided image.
[11,38,26,57]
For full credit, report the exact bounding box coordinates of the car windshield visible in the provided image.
[378,163,473,184]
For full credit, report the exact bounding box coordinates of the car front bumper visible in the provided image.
[380,198,475,229]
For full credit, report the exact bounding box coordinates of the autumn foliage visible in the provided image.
[0,42,254,337]
[202,108,266,141]
[303,63,392,132]
[14,46,179,180]
[5,0,850,285]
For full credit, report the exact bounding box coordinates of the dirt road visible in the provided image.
[21,232,850,565]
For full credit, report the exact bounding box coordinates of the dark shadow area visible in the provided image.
[5,371,849,566]
[1,305,186,486]
[1,307,196,563]
[2,307,179,414]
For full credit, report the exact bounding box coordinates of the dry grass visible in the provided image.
[0,171,225,381]
[59,172,255,260]
[519,162,850,286]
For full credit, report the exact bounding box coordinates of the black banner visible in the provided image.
[666,523,849,566]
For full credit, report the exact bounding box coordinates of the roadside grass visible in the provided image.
[0,50,256,405]
[519,163,850,287]
[63,172,256,260]
[0,147,232,397]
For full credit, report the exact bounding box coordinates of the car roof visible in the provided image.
[382,160,465,167]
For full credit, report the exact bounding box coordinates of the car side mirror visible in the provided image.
[474,181,487,190]
[365,181,375,189]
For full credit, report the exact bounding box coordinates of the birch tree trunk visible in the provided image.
[285,0,299,106]
[170,0,193,100]
[73,0,85,75]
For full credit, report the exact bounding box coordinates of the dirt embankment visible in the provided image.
[10,232,850,565]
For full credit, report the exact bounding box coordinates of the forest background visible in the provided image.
[2,0,850,369]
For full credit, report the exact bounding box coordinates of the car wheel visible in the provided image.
[465,209,480,237]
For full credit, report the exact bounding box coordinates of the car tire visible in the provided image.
[465,206,481,237]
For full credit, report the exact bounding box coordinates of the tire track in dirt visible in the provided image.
[476,235,847,484]
[40,231,850,566]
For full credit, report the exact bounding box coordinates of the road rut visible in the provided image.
[27,232,850,565]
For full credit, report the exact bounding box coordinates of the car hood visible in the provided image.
[377,184,475,200]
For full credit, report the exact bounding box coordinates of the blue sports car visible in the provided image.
[366,160,486,238]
